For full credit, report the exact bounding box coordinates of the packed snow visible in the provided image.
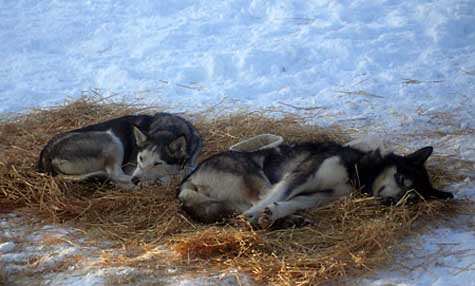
[1,0,474,285]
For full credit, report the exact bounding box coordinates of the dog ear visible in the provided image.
[360,148,383,166]
[426,188,454,199]
[168,135,187,156]
[133,126,148,146]
[405,146,433,165]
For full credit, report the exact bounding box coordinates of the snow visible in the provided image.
[372,229,475,286]
[2,0,474,131]
[0,242,15,254]
[0,213,247,285]
[359,183,475,286]
[1,0,474,285]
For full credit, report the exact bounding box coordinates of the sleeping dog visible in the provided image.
[178,140,453,227]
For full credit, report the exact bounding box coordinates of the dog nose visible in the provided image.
[131,176,140,185]
[406,193,418,204]
[381,197,396,206]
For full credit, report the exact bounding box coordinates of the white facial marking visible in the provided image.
[372,167,404,199]
[133,147,169,181]
[137,148,163,171]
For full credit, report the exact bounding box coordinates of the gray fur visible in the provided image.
[38,112,202,187]
[178,141,452,227]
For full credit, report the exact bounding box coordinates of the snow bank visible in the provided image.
[1,1,474,131]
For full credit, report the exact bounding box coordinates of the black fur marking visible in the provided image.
[295,188,334,198]
[74,115,152,165]
[179,141,453,224]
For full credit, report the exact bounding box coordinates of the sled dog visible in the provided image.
[178,141,453,227]
[38,112,202,187]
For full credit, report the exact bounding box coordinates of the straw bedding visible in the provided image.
[0,97,461,285]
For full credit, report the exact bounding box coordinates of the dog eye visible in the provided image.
[395,173,411,187]
[154,162,163,166]
[395,173,405,186]
[138,155,143,162]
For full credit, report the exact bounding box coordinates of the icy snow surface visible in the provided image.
[1,0,474,285]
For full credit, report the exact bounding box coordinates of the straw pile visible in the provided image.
[0,97,461,285]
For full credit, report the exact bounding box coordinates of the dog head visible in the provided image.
[132,126,188,183]
[360,147,453,205]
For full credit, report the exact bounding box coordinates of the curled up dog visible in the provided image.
[38,112,202,188]
[178,140,453,228]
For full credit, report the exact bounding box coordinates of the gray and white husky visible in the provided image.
[38,112,202,187]
[178,141,453,227]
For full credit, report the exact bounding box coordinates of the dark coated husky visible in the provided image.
[38,112,202,187]
[178,141,453,227]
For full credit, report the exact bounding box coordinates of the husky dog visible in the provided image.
[38,112,202,187]
[178,141,453,227]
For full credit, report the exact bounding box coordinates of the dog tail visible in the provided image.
[37,145,55,175]
[37,146,46,172]
[37,147,48,173]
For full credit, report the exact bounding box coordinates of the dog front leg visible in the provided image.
[106,164,136,189]
[257,194,320,228]
[243,180,289,223]
[58,171,108,181]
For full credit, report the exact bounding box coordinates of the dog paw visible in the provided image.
[136,177,163,187]
[131,176,140,185]
[300,217,314,227]
[258,207,273,229]
[138,180,155,187]
[242,211,259,226]
[116,183,139,191]
[283,215,314,228]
